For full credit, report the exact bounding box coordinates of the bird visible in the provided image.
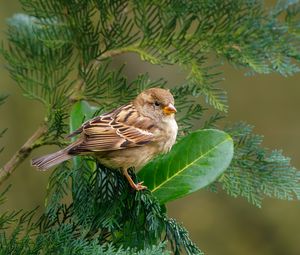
[32,87,178,191]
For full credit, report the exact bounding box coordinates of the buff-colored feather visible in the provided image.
[32,88,178,190]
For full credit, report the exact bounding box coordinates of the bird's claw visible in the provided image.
[133,181,147,191]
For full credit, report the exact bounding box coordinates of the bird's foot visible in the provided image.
[123,168,147,191]
[133,181,147,191]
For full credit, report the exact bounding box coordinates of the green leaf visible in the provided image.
[70,100,99,134]
[138,129,234,204]
[70,100,99,168]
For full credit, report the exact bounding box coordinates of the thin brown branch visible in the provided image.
[96,48,130,62]
[0,125,47,185]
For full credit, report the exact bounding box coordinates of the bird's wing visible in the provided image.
[68,104,156,154]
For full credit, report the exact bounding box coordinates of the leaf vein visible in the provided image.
[151,137,231,193]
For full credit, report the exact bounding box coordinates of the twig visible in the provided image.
[96,48,131,62]
[0,125,47,185]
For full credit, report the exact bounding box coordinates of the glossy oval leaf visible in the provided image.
[70,101,99,168]
[138,129,234,204]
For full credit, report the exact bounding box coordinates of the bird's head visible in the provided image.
[134,88,177,120]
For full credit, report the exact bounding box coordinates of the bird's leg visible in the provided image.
[122,168,147,191]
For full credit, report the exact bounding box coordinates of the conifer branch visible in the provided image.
[0,124,47,185]
[0,1,299,253]
[90,46,139,70]
[70,47,137,103]
[100,48,132,60]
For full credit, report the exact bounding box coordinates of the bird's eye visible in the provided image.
[154,101,160,106]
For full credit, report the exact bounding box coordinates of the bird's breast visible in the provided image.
[96,145,158,170]
[156,117,178,154]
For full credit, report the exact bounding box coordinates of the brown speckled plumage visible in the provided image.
[32,88,178,190]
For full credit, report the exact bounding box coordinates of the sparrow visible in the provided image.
[32,88,178,191]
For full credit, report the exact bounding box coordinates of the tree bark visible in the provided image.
[0,125,47,185]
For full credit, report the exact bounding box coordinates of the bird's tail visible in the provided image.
[31,149,72,171]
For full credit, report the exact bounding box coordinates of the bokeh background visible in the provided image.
[1,1,300,254]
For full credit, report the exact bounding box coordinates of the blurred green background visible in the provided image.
[1,1,300,255]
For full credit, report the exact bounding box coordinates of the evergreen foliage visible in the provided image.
[0,0,299,254]
[220,123,300,207]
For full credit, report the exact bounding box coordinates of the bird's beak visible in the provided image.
[163,103,177,115]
